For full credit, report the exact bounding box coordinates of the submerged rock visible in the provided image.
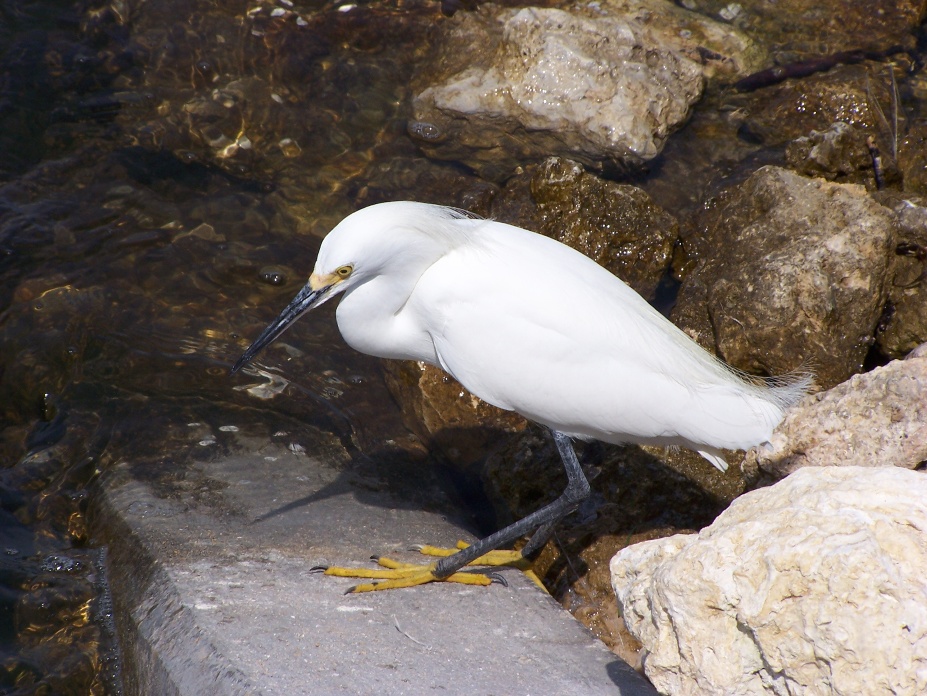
[734,64,897,148]
[409,1,764,178]
[673,165,897,388]
[784,121,874,184]
[752,347,927,478]
[611,465,927,696]
[688,0,926,56]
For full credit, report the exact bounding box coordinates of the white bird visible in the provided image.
[231,201,809,591]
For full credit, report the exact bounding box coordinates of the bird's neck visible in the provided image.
[335,272,438,363]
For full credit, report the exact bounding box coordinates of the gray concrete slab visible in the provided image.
[94,428,656,695]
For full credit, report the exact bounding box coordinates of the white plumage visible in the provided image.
[230,201,810,591]
[311,201,808,471]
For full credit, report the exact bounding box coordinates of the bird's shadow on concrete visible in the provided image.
[246,422,737,575]
[247,437,494,538]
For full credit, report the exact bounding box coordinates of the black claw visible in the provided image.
[345,583,375,595]
[309,565,329,574]
[409,544,424,552]
[488,572,508,587]
[370,555,380,562]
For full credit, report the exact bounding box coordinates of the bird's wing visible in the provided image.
[408,223,782,450]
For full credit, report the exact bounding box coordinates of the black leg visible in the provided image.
[433,430,591,579]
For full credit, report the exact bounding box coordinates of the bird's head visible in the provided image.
[229,201,471,374]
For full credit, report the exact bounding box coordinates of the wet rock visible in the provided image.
[898,121,927,196]
[734,64,895,147]
[410,1,763,178]
[490,158,677,298]
[876,198,927,358]
[381,360,526,467]
[611,465,927,696]
[529,159,677,299]
[784,121,874,184]
[689,0,926,57]
[750,348,927,478]
[672,165,897,389]
[481,427,565,524]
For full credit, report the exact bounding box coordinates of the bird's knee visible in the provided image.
[564,477,591,506]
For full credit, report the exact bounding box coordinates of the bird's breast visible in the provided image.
[335,281,440,364]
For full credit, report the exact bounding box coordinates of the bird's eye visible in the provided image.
[335,265,353,278]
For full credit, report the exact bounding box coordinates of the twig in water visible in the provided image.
[867,64,904,166]
[889,65,900,161]
[552,531,581,585]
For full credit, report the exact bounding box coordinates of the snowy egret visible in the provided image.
[231,201,809,591]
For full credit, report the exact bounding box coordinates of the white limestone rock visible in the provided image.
[753,348,927,478]
[409,1,765,178]
[611,466,927,695]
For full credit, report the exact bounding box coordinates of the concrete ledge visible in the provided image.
[94,430,655,695]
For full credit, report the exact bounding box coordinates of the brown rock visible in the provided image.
[691,0,926,56]
[488,158,677,299]
[736,64,894,147]
[381,360,525,467]
[673,165,897,388]
[528,158,677,300]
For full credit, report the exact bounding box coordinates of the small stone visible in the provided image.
[278,138,302,157]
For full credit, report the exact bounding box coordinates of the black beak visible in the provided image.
[229,282,329,375]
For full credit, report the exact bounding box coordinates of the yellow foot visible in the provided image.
[315,541,545,593]
[415,541,547,591]
[319,555,494,592]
